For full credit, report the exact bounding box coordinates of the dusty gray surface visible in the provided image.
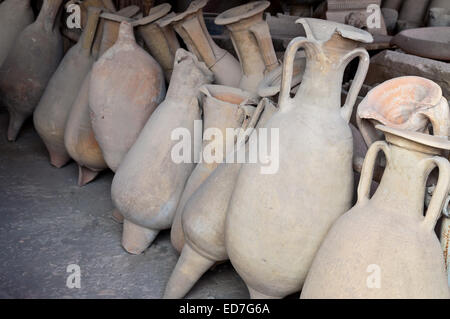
[0,110,248,299]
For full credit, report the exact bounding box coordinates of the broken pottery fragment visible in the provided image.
[357,76,449,147]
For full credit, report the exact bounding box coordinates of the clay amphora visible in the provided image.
[301,125,450,299]
[134,4,180,82]
[170,85,260,253]
[0,0,34,67]
[34,7,102,168]
[357,76,449,147]
[111,49,213,255]
[89,21,166,172]
[398,0,430,30]
[225,18,372,299]
[159,0,241,87]
[64,9,140,186]
[215,1,279,94]
[164,98,276,299]
[0,0,64,141]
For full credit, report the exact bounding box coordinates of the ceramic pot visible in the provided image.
[164,98,276,299]
[159,0,241,87]
[225,18,372,299]
[64,9,140,186]
[34,7,102,168]
[134,3,180,82]
[111,49,213,255]
[0,0,64,141]
[89,21,166,172]
[301,125,450,298]
[357,76,449,147]
[0,0,34,67]
[215,1,279,93]
[170,85,259,253]
[398,0,430,30]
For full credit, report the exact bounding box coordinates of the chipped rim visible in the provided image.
[296,18,373,43]
[377,124,450,152]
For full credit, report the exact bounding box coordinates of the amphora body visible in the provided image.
[215,1,279,93]
[0,0,64,141]
[65,10,137,186]
[170,84,259,253]
[34,7,102,168]
[225,18,372,299]
[164,99,276,299]
[301,125,450,299]
[0,0,34,67]
[89,21,166,172]
[111,49,213,254]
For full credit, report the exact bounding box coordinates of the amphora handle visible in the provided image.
[421,157,450,231]
[339,48,370,123]
[357,141,390,205]
[249,21,279,73]
[279,37,320,108]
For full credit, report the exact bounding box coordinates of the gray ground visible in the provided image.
[0,110,248,299]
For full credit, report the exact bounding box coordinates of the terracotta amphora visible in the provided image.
[356,76,449,147]
[64,9,140,186]
[89,20,166,172]
[134,3,180,82]
[34,7,102,168]
[170,85,260,253]
[0,0,34,67]
[225,18,372,299]
[111,49,213,255]
[398,0,430,30]
[215,1,279,94]
[164,98,276,299]
[301,125,450,299]
[159,0,241,87]
[0,0,64,142]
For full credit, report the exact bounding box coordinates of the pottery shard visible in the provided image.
[365,50,450,100]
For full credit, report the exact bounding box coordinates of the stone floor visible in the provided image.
[0,110,248,299]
